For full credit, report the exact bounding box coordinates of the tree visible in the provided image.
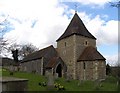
[0,15,13,57]
[106,64,111,75]
[18,43,38,59]
[0,18,8,54]
[12,49,18,62]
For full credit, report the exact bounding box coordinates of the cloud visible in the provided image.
[105,54,118,66]
[1,0,118,48]
[69,11,118,46]
[1,0,69,49]
[87,18,118,46]
[0,0,118,66]
[60,0,115,6]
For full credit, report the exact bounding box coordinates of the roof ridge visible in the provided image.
[21,45,54,62]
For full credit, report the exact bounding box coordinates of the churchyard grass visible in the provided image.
[2,69,118,91]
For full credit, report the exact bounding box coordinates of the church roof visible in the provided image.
[21,45,58,62]
[57,13,96,41]
[45,57,61,68]
[78,46,106,61]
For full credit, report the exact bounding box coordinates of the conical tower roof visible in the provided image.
[57,13,96,41]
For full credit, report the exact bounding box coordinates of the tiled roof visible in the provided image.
[45,57,65,68]
[57,13,96,41]
[21,45,57,62]
[45,57,60,68]
[78,46,106,61]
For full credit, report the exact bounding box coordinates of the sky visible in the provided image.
[0,0,119,66]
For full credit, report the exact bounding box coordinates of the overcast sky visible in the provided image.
[0,0,118,66]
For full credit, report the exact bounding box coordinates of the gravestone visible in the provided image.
[46,71,54,90]
[66,73,72,82]
[54,73,58,80]
[9,65,14,75]
[78,80,84,86]
[94,79,101,90]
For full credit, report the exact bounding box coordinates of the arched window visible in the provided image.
[84,40,88,46]
[65,42,66,47]
[83,62,85,69]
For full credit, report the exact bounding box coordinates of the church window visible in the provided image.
[83,62,85,69]
[65,42,66,47]
[84,40,88,46]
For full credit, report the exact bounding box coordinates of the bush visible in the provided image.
[9,72,14,75]
[38,82,47,87]
[54,83,65,90]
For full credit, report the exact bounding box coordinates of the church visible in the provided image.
[20,12,106,80]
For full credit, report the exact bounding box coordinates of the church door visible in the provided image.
[56,64,62,77]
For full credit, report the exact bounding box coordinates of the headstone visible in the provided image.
[9,65,14,75]
[66,73,72,82]
[77,79,84,87]
[10,65,14,72]
[46,71,54,90]
[14,66,18,71]
[54,73,58,80]
[94,79,100,90]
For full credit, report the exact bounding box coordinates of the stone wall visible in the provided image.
[57,35,96,79]
[20,58,43,75]
[57,35,76,79]
[1,77,28,91]
[97,60,106,80]
[75,35,96,60]
[77,60,106,80]
[75,35,96,79]
[76,61,93,80]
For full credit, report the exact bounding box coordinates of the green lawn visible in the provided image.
[1,68,119,91]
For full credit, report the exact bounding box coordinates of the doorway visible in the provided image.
[56,64,62,77]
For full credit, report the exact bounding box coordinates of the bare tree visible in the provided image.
[110,1,120,8]
[0,17,9,56]
[18,43,38,59]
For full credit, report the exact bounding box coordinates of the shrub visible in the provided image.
[9,72,14,75]
[38,82,47,87]
[54,83,65,90]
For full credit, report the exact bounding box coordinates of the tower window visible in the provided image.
[83,62,85,69]
[84,40,88,46]
[65,42,66,47]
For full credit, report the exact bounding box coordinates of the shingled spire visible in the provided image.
[57,13,96,41]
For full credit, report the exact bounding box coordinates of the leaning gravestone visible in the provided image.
[46,71,54,90]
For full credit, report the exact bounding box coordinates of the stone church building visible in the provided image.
[20,13,106,80]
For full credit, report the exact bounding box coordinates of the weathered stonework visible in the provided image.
[20,58,43,75]
[57,13,106,80]
[57,34,100,80]
[57,35,76,79]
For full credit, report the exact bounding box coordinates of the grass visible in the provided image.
[1,68,119,91]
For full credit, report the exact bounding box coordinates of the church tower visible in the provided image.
[56,13,106,80]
